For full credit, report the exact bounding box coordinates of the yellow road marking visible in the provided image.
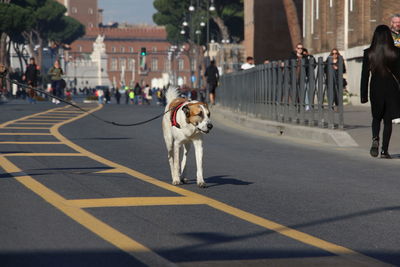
[48,106,390,267]
[4,153,83,157]
[67,197,206,208]
[0,133,52,135]
[3,127,51,129]
[0,107,67,128]
[52,111,84,113]
[34,116,74,119]
[11,122,56,125]
[0,156,175,267]
[94,168,123,174]
[179,256,363,267]
[0,141,62,144]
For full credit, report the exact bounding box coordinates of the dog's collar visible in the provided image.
[171,101,187,128]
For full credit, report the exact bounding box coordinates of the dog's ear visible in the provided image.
[182,105,190,117]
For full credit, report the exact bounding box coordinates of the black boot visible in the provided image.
[370,137,379,157]
[380,151,392,159]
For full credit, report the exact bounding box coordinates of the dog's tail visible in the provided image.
[165,86,180,105]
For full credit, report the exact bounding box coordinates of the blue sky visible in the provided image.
[98,0,156,25]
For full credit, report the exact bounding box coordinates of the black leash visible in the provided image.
[0,74,172,126]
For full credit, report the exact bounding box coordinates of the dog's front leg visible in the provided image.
[180,143,191,183]
[172,140,182,185]
[193,139,206,188]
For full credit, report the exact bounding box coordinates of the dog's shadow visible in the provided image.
[199,175,253,188]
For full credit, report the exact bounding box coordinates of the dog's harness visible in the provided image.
[171,102,187,128]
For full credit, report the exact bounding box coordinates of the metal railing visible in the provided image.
[217,56,344,129]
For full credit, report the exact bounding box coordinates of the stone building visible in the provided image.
[56,0,101,29]
[243,0,303,64]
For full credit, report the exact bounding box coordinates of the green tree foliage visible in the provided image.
[153,0,243,44]
[0,3,32,65]
[49,16,85,45]
[11,0,85,67]
[0,3,32,35]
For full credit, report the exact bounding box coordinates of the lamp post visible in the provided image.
[180,0,216,90]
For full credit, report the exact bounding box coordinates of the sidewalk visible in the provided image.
[344,105,400,152]
[213,104,400,152]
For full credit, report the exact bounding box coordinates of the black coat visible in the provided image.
[360,48,400,120]
[204,65,219,85]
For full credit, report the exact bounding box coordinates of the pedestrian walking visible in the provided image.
[129,89,135,104]
[23,57,40,104]
[105,88,111,103]
[96,88,104,104]
[124,87,129,104]
[115,87,121,104]
[360,25,400,159]
[204,60,219,105]
[326,48,347,109]
[48,59,64,104]
[133,83,142,105]
[142,84,152,105]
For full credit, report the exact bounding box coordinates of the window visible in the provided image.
[77,45,82,52]
[111,46,116,52]
[120,58,127,70]
[72,7,77,13]
[129,47,134,53]
[151,58,158,71]
[127,58,134,70]
[88,23,94,28]
[121,46,125,53]
[88,8,93,14]
[165,60,171,72]
[152,47,157,52]
[191,59,196,71]
[111,58,118,71]
[178,59,184,71]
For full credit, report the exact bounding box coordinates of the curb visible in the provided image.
[212,106,359,147]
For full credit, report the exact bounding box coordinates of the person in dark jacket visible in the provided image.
[325,48,347,108]
[23,57,40,104]
[204,60,219,105]
[360,25,400,158]
[133,83,142,105]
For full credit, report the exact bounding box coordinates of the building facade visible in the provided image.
[56,0,100,29]
[58,0,191,89]
[243,0,303,63]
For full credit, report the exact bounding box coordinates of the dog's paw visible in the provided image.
[181,178,189,184]
[172,180,183,186]
[197,182,207,188]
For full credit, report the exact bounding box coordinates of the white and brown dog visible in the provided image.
[162,87,213,188]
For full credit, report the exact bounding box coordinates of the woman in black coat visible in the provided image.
[360,25,400,158]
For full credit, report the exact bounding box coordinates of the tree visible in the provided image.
[153,0,243,44]
[0,2,32,67]
[13,0,84,70]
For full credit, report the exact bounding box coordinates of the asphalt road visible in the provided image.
[1,98,400,267]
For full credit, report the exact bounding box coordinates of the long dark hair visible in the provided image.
[368,25,399,76]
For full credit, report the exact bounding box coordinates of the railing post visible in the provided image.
[308,57,316,126]
[317,57,324,128]
[337,56,344,129]
[327,56,335,129]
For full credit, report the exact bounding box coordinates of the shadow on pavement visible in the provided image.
[206,175,253,188]
[0,250,145,267]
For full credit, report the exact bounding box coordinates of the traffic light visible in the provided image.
[140,47,147,56]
